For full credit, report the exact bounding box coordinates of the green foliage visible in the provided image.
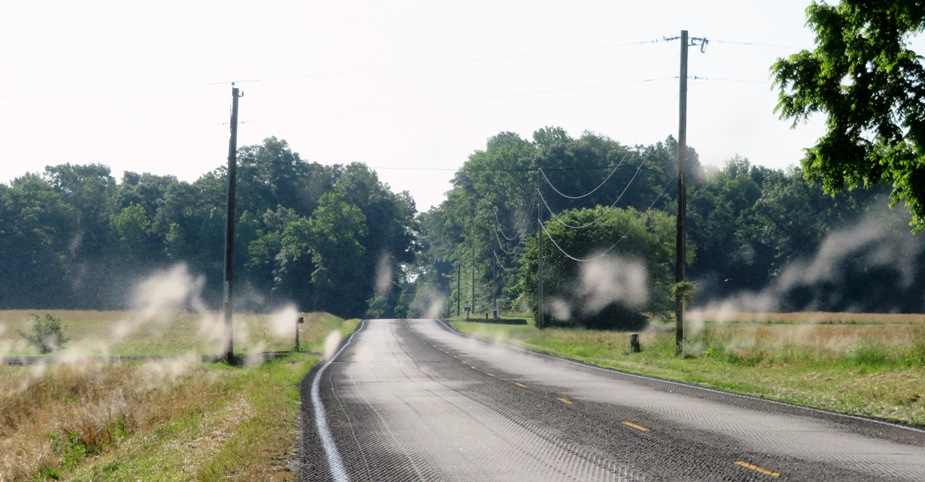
[772,0,925,230]
[0,137,417,317]
[517,206,680,330]
[671,280,698,305]
[18,313,69,354]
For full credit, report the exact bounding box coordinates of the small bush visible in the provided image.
[18,313,70,354]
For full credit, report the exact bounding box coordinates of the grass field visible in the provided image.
[451,310,925,427]
[0,310,359,481]
[0,309,309,356]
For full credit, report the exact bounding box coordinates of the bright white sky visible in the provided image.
[1,1,840,211]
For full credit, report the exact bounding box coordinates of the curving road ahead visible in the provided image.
[299,319,925,481]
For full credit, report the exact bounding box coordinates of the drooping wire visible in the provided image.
[493,248,518,273]
[538,151,649,230]
[535,52,676,203]
[494,210,519,241]
[493,224,519,256]
[539,176,674,263]
[538,156,630,200]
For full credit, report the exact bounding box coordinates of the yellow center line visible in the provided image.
[556,397,573,405]
[470,365,477,370]
[515,382,528,389]
[486,373,496,377]
[622,421,650,432]
[735,461,780,478]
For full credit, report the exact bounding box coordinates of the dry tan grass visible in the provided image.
[0,359,217,480]
[688,310,925,325]
[0,310,302,356]
[0,311,350,481]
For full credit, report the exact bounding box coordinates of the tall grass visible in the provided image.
[0,311,357,481]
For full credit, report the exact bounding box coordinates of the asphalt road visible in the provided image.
[299,319,925,481]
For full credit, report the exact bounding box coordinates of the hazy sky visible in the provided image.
[1,1,853,210]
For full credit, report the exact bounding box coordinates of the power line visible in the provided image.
[494,211,520,242]
[690,76,772,84]
[711,39,802,50]
[538,151,653,230]
[493,248,518,273]
[239,77,676,125]
[0,119,226,136]
[538,156,630,200]
[0,37,671,100]
[234,38,671,85]
[0,76,674,137]
[493,224,519,256]
[539,177,673,263]
[535,57,676,202]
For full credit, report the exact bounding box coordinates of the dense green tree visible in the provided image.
[0,174,75,307]
[515,206,680,329]
[303,193,368,316]
[772,0,925,229]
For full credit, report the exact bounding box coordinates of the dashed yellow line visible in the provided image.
[622,421,650,432]
[486,372,496,377]
[470,365,477,370]
[556,397,573,405]
[735,461,780,478]
[515,382,528,389]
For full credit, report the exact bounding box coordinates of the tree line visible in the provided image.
[0,137,417,318]
[0,129,918,324]
[415,127,910,328]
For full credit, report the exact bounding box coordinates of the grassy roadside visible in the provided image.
[450,314,925,427]
[0,312,359,481]
[0,310,310,356]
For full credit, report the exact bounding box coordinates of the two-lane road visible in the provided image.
[299,319,925,481]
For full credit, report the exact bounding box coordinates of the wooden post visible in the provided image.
[675,31,688,353]
[223,84,242,364]
[536,169,545,330]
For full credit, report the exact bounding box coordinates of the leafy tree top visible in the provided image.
[772,1,925,229]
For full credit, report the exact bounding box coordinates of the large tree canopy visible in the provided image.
[772,1,925,229]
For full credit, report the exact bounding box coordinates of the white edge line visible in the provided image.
[436,319,925,435]
[311,319,368,482]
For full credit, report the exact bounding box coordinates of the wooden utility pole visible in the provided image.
[470,237,476,316]
[456,262,461,317]
[223,84,243,364]
[536,169,545,330]
[675,30,689,353]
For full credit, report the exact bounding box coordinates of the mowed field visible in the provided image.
[451,310,925,427]
[0,309,305,357]
[0,310,358,481]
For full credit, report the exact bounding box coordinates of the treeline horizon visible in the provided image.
[2,128,922,324]
[0,137,417,318]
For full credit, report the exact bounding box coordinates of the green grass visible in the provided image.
[0,311,360,481]
[451,316,925,427]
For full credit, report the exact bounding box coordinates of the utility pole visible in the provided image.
[675,30,688,353]
[492,247,498,319]
[673,30,706,353]
[223,84,243,364]
[470,236,476,316]
[456,262,461,317]
[536,169,545,330]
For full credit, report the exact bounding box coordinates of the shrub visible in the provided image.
[18,313,70,354]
